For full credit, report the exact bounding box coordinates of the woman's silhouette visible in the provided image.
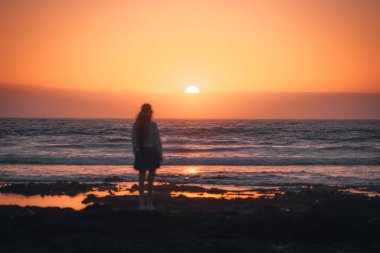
[132,103,163,210]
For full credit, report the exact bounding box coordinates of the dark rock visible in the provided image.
[82,203,114,213]
[103,176,123,182]
[1,184,379,252]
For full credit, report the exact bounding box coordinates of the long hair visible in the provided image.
[135,104,152,147]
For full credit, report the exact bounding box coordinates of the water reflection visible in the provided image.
[170,190,279,199]
[0,182,378,210]
[0,193,88,210]
[341,188,379,198]
[184,166,199,174]
[0,183,138,210]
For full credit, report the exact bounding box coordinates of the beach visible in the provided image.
[2,0,380,251]
[1,119,379,252]
[0,179,379,253]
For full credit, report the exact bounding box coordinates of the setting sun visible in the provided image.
[185,86,200,94]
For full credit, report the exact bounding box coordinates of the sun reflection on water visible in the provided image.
[184,166,200,174]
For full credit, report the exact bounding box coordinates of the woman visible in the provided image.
[132,103,163,210]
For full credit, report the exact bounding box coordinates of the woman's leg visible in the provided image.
[138,170,146,210]
[146,169,156,210]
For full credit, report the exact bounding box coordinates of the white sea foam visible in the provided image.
[0,165,379,188]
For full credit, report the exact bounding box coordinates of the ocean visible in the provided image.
[0,119,379,187]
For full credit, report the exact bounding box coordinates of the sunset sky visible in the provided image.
[1,0,379,118]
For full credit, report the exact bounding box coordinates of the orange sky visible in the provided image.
[1,84,380,119]
[1,0,379,93]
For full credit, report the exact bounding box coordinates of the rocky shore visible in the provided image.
[0,182,379,252]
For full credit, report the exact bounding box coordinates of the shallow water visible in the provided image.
[1,181,378,210]
[0,182,281,210]
[1,165,379,187]
[0,193,89,210]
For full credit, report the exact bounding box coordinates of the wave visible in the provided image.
[1,155,379,166]
[1,119,379,167]
[164,146,249,153]
[1,164,379,187]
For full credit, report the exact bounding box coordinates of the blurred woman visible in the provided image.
[132,103,163,210]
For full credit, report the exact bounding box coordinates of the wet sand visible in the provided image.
[0,181,379,252]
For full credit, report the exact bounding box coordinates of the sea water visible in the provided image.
[0,119,379,186]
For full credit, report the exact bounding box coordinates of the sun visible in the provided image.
[185,86,200,94]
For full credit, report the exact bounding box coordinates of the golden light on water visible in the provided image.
[0,193,87,210]
[185,166,200,174]
[170,191,278,199]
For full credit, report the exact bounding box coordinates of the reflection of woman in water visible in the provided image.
[132,103,163,210]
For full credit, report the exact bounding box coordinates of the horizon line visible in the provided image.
[1,117,379,121]
[1,82,380,94]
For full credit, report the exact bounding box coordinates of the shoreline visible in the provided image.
[0,181,379,252]
[1,165,379,187]
[1,181,379,210]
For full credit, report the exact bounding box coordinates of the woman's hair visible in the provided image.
[135,103,152,147]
